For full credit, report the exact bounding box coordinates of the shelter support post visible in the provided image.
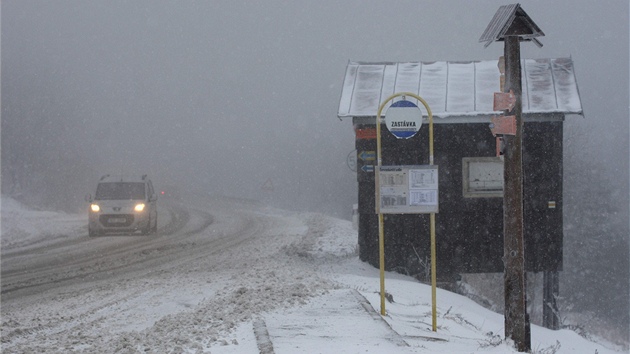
[543,271,560,330]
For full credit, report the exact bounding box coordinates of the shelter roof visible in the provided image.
[337,58,582,120]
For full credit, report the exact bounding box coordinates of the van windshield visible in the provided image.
[95,182,146,200]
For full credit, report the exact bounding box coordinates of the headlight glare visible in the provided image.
[134,203,146,212]
[90,204,100,212]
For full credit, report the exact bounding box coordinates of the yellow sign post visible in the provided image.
[375,92,438,332]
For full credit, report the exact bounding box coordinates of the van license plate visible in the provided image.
[109,217,126,224]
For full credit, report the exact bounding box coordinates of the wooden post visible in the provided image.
[503,36,531,352]
[481,4,544,350]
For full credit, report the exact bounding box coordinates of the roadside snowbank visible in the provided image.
[1,198,85,251]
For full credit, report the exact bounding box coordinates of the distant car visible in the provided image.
[85,174,158,236]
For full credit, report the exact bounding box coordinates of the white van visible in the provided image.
[86,175,158,236]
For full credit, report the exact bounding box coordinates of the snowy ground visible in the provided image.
[1,196,625,353]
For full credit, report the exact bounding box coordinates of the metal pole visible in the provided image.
[375,92,434,322]
[430,212,437,331]
[428,98,437,332]
[375,100,386,316]
[503,36,531,352]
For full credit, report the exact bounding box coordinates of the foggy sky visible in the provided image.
[2,0,628,218]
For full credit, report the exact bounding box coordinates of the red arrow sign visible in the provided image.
[493,89,516,112]
[489,115,516,136]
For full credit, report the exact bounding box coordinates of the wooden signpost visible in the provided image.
[480,4,545,352]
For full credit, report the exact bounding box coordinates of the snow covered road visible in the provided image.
[2,201,206,299]
[1,195,342,353]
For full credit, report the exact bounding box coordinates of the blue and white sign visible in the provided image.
[384,100,423,139]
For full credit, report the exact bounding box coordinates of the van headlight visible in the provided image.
[90,204,100,212]
[134,203,146,212]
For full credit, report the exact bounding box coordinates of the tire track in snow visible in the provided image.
[0,201,209,298]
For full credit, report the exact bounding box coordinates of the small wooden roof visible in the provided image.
[337,58,582,121]
[479,3,545,47]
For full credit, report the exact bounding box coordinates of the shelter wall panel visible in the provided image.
[354,121,563,275]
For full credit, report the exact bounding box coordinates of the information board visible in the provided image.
[462,157,503,198]
[376,165,439,214]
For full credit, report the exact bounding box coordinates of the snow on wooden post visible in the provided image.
[480,4,545,352]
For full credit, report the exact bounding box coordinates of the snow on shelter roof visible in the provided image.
[337,58,583,120]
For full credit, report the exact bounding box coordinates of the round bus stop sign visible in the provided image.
[384,100,423,139]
